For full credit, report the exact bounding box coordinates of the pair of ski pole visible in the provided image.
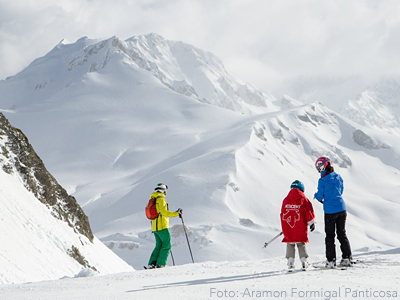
[170,214,195,265]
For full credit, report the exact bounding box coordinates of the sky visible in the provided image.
[1,0,400,94]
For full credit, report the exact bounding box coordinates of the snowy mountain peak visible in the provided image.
[1,33,277,115]
[125,33,277,113]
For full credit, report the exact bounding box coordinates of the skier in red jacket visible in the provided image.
[280,180,316,270]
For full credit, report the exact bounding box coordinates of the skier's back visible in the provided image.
[280,180,316,270]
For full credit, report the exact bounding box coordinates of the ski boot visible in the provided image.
[339,258,351,267]
[287,257,295,272]
[325,260,336,269]
[300,257,308,270]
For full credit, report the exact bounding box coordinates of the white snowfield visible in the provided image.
[0,33,400,295]
[0,252,399,300]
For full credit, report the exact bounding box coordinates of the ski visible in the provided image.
[143,265,167,270]
[286,268,307,273]
[288,268,295,273]
[312,265,348,270]
[312,261,351,270]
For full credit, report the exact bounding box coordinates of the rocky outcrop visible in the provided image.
[0,113,94,242]
[353,129,390,150]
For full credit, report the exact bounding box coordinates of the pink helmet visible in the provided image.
[315,157,331,173]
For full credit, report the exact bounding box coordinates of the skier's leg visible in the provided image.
[148,231,162,266]
[297,242,309,259]
[325,213,337,262]
[336,211,352,259]
[297,242,309,269]
[286,243,295,259]
[156,228,172,266]
[286,243,295,269]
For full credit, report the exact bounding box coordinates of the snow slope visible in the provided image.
[0,250,399,300]
[0,164,132,284]
[1,34,400,274]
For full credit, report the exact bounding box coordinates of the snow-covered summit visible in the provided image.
[1,33,277,115]
[124,33,277,113]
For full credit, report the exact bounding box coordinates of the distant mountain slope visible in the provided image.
[0,113,132,284]
[340,77,400,129]
[282,75,400,131]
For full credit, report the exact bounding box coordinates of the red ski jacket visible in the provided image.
[280,188,315,243]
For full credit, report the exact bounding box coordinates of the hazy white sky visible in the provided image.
[1,0,400,93]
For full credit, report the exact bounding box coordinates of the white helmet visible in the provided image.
[154,183,168,195]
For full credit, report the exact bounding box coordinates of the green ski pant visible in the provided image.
[148,228,172,266]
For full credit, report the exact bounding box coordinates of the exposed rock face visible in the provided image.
[353,129,390,150]
[0,113,94,242]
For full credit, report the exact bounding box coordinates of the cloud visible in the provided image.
[1,0,400,93]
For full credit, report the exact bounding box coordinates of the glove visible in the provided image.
[310,223,315,232]
[313,197,323,204]
[176,208,183,218]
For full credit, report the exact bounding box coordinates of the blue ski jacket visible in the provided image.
[314,171,346,214]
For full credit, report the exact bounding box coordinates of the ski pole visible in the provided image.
[170,249,175,266]
[180,215,195,263]
[263,232,283,248]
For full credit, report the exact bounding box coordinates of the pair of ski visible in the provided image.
[287,263,351,272]
[312,263,349,270]
[312,259,362,270]
[143,266,165,270]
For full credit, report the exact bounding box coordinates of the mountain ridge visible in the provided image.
[0,112,93,241]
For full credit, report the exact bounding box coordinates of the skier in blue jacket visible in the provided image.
[314,157,352,268]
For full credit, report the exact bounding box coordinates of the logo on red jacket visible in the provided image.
[282,204,300,228]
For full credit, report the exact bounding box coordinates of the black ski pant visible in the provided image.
[324,211,352,262]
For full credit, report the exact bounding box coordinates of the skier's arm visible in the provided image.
[303,197,316,225]
[157,198,179,218]
[314,179,325,203]
[339,174,344,194]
